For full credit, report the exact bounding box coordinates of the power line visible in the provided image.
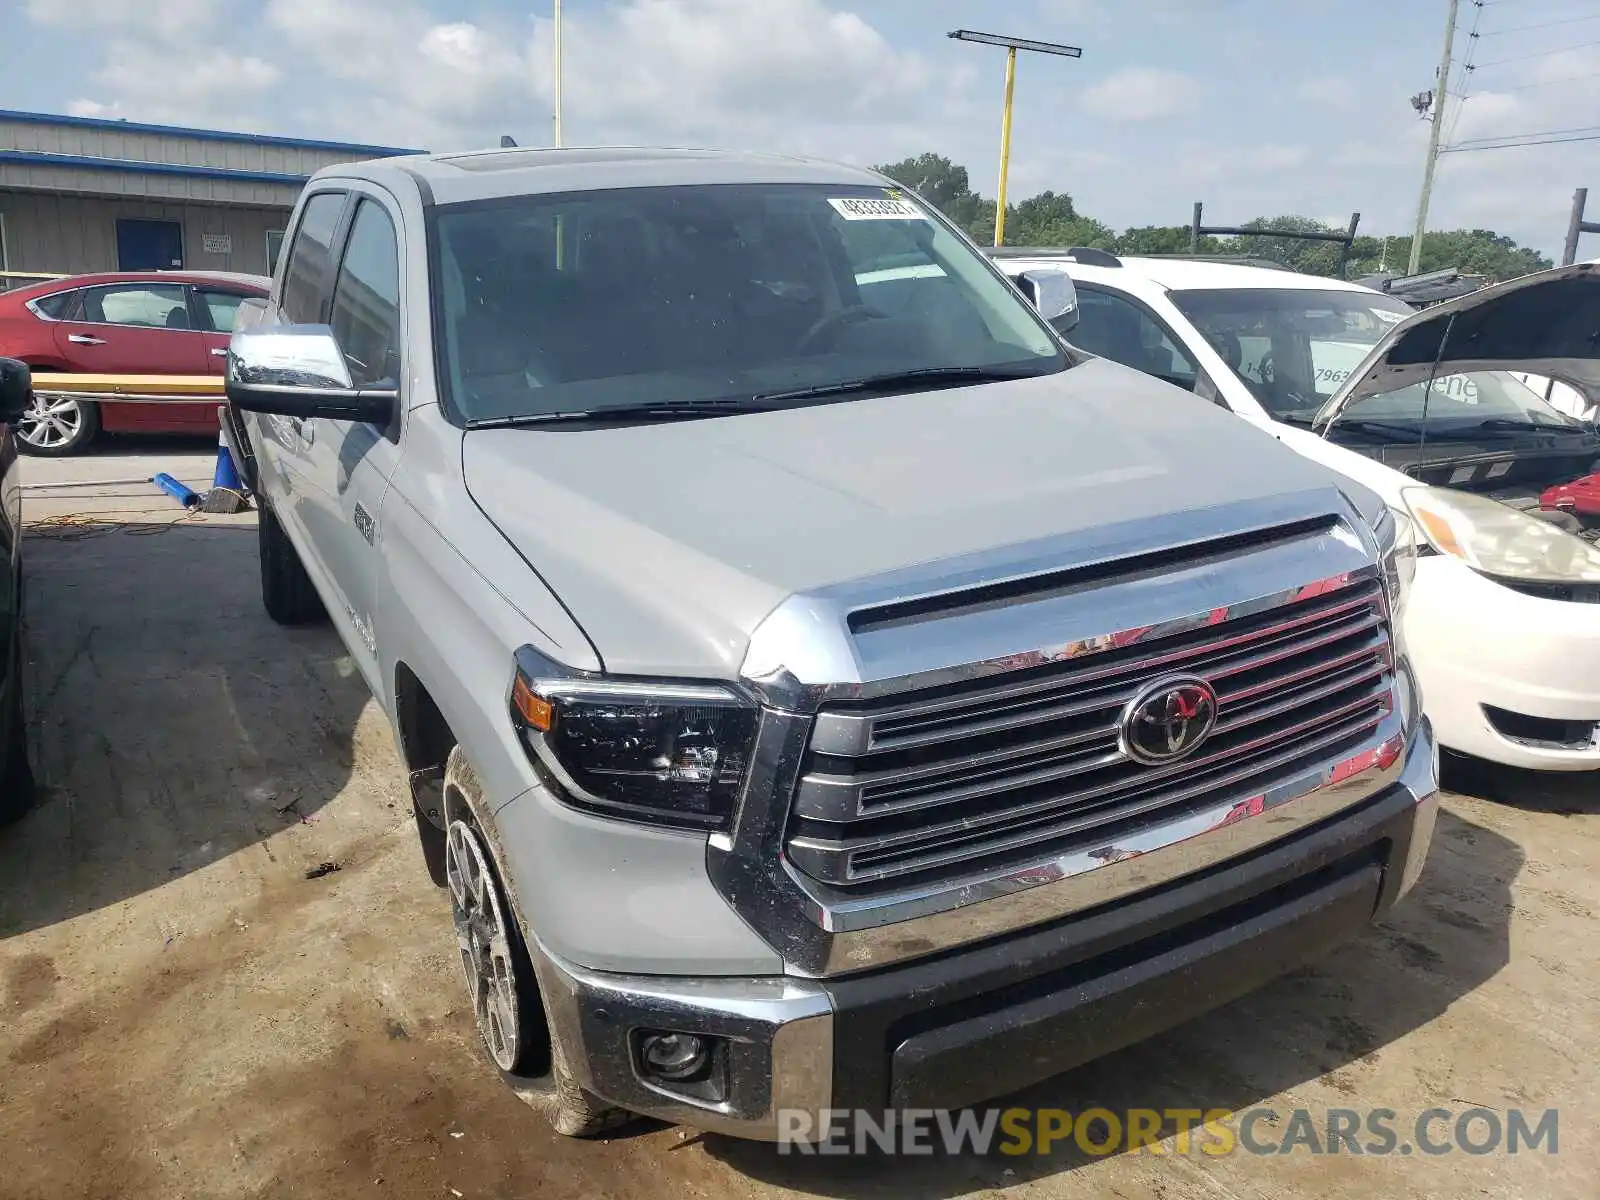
[1478,12,1600,35]
[1488,70,1598,91]
[1470,37,1600,68]
[1443,0,1487,143]
[1452,122,1600,146]
[1443,131,1600,151]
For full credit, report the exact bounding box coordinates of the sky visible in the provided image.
[3,0,1599,258]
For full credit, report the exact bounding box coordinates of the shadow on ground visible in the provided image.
[0,519,373,936]
[707,803,1522,1195]
[1442,751,1600,815]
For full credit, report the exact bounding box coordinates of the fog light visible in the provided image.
[639,1031,710,1082]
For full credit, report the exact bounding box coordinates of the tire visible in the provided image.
[257,498,325,625]
[15,390,98,457]
[441,747,631,1138]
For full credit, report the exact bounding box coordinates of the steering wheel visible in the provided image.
[797,305,883,353]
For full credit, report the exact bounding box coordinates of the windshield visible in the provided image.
[1170,287,1411,418]
[432,183,1066,423]
[1169,286,1582,435]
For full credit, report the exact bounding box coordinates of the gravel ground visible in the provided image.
[1,442,1595,1200]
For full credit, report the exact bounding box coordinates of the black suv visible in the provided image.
[0,358,32,819]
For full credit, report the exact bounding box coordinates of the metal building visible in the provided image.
[0,109,420,287]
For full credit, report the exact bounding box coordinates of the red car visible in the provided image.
[0,270,271,455]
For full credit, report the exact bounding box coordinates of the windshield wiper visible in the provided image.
[1471,417,1588,435]
[752,365,1040,404]
[466,398,781,429]
[1279,414,1426,442]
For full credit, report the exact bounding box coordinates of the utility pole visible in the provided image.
[1408,0,1459,275]
[553,0,566,148]
[947,30,1083,247]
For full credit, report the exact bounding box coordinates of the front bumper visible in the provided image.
[532,719,1440,1139]
[1407,555,1600,769]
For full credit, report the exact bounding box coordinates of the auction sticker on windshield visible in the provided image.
[829,196,929,221]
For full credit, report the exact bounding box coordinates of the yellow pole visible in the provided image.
[553,0,564,148]
[994,46,1017,247]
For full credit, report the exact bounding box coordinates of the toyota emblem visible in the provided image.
[1119,676,1219,765]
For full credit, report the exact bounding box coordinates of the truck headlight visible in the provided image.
[508,648,759,831]
[1373,504,1417,620]
[1402,485,1600,585]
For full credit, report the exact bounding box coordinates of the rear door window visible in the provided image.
[80,283,193,329]
[1070,286,1198,391]
[31,290,78,320]
[280,191,348,324]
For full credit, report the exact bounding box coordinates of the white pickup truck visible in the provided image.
[221,147,1437,1139]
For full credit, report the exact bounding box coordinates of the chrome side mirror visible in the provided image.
[1018,268,1079,333]
[226,324,397,425]
[0,358,31,424]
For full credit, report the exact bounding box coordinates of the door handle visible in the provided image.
[67,334,106,345]
[210,348,229,357]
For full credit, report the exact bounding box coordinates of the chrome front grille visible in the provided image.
[785,576,1394,891]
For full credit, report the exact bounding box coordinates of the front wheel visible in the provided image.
[442,747,631,1137]
[257,498,324,625]
[16,391,98,456]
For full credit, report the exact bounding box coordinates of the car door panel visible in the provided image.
[296,192,408,694]
[50,283,211,433]
[252,189,353,601]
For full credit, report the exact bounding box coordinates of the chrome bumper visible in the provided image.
[534,719,1440,1139]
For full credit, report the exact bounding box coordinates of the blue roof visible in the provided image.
[0,108,422,157]
[0,149,312,186]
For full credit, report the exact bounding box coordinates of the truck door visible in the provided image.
[293,189,408,696]
[248,190,349,595]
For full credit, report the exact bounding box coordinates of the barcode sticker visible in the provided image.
[828,196,928,221]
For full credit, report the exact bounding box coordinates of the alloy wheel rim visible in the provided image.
[445,817,521,1071]
[17,393,83,449]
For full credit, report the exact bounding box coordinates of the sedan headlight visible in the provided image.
[1402,485,1600,584]
[508,647,760,831]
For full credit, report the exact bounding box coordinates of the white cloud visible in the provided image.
[1081,67,1201,123]
[25,0,220,40]
[248,0,938,152]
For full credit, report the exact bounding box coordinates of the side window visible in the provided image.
[328,199,402,389]
[266,229,286,275]
[1070,288,1198,390]
[280,192,347,325]
[80,283,191,329]
[197,290,249,333]
[32,290,78,320]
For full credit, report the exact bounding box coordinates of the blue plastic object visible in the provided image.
[152,472,200,508]
[210,431,245,495]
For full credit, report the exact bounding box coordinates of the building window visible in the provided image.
[266,229,286,275]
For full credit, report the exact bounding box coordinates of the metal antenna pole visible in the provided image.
[1409,0,1459,274]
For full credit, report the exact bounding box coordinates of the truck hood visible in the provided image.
[464,359,1368,679]
[1316,262,1600,426]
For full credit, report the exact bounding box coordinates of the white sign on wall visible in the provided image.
[201,233,233,255]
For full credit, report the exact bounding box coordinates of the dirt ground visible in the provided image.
[1,440,1596,1200]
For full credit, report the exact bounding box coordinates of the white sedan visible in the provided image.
[992,250,1600,772]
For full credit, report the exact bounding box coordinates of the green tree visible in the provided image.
[875,153,994,241]
[1116,225,1223,256]
[1007,191,1117,249]
[1228,215,1349,276]
[1347,230,1551,281]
